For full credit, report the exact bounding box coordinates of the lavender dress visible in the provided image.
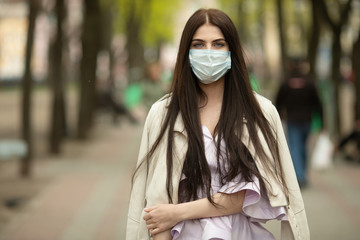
[171,126,288,240]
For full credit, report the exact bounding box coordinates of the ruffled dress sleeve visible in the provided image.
[171,175,288,240]
[218,175,288,223]
[171,126,288,239]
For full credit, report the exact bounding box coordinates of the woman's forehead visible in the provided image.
[192,23,224,40]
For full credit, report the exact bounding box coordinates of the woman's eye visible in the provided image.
[192,43,204,48]
[214,42,225,48]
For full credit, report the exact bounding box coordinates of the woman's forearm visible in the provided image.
[152,230,172,240]
[143,190,246,235]
[176,190,245,221]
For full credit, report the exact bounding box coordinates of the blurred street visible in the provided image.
[0,114,359,239]
[0,119,142,240]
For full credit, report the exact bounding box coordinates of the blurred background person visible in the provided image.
[139,61,168,111]
[96,76,138,125]
[247,65,260,93]
[275,59,323,188]
[123,61,168,121]
[336,119,360,163]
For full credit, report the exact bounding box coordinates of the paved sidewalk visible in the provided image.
[0,121,360,240]
[0,121,143,240]
[302,160,360,240]
[259,158,360,240]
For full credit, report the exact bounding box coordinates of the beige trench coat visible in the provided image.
[126,93,310,240]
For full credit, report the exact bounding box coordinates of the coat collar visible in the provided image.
[172,108,248,137]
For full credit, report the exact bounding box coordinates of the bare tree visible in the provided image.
[353,31,360,120]
[100,1,114,85]
[49,0,66,154]
[318,0,353,136]
[307,0,322,79]
[77,0,101,139]
[125,0,146,82]
[21,0,40,177]
[276,0,287,76]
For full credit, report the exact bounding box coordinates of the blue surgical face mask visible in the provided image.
[189,49,231,84]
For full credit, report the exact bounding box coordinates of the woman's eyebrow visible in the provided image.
[191,39,205,42]
[191,38,226,42]
[212,38,226,42]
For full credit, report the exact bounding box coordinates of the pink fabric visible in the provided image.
[171,126,288,240]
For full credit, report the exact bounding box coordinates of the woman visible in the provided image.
[127,8,309,240]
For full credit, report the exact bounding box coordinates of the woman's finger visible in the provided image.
[144,206,155,213]
[143,211,153,221]
[146,223,157,230]
[151,228,160,235]
[145,219,155,225]
[145,219,156,225]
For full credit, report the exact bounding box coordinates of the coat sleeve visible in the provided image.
[269,104,310,240]
[126,107,153,240]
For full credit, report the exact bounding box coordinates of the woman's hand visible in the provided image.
[143,204,180,235]
[143,191,245,236]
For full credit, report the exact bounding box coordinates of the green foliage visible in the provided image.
[217,0,246,27]
[218,0,265,45]
[143,0,181,46]
[99,0,114,8]
[218,0,268,26]
[113,0,181,47]
[219,0,311,54]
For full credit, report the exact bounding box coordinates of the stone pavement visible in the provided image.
[0,121,360,240]
[0,120,143,240]
[302,160,360,240]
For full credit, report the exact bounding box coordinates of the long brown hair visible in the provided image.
[140,8,288,205]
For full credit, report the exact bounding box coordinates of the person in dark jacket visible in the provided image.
[275,59,323,187]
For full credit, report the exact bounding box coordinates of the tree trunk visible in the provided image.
[237,1,247,43]
[125,1,145,82]
[49,0,66,154]
[331,29,342,135]
[276,0,287,77]
[21,0,39,177]
[100,4,112,52]
[318,0,353,137]
[307,0,321,79]
[258,1,272,84]
[353,32,360,120]
[77,0,101,139]
[100,3,113,85]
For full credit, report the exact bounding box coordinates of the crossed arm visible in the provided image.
[143,190,246,239]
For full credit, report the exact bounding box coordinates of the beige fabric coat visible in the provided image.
[126,93,310,240]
